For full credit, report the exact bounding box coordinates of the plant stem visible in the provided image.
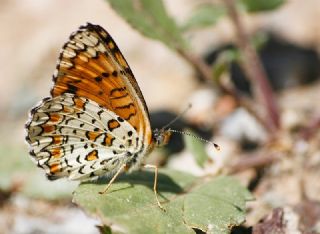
[224,0,280,132]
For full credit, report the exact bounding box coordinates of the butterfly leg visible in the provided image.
[99,164,126,194]
[143,164,165,211]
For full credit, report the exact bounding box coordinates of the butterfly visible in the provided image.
[25,23,172,209]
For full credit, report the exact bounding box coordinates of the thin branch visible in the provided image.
[176,49,213,83]
[223,0,280,133]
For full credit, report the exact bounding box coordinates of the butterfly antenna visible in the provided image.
[161,103,192,130]
[167,129,220,151]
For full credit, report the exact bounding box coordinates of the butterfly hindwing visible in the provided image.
[26,93,144,180]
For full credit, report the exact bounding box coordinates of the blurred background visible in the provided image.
[1,0,320,233]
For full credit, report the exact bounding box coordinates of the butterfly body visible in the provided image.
[25,23,168,181]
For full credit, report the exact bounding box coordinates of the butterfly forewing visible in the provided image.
[51,23,151,140]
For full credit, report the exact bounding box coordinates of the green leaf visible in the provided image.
[182,4,226,31]
[97,225,113,234]
[106,0,187,50]
[241,0,285,12]
[183,129,208,168]
[73,170,253,234]
[212,60,229,83]
[212,49,239,82]
[184,177,253,233]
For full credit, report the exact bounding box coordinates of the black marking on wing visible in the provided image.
[66,84,78,94]
[114,103,135,110]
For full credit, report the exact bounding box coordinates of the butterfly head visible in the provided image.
[152,128,172,147]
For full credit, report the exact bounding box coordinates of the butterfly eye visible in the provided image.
[153,129,172,147]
